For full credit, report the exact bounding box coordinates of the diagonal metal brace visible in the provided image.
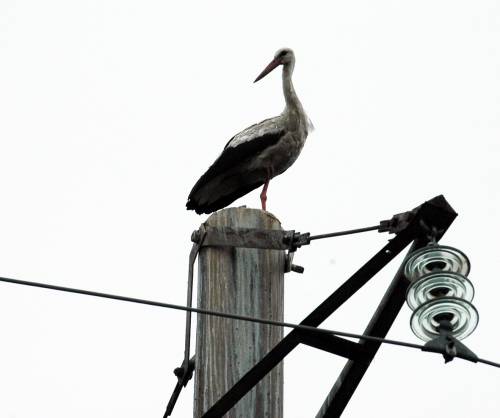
[296,330,369,362]
[316,195,458,418]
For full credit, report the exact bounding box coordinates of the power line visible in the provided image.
[0,275,418,348]
[0,275,498,368]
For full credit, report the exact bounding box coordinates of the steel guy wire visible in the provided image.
[308,225,381,241]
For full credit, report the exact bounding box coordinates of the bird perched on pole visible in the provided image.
[186,48,312,215]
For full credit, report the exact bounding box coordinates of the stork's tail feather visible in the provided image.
[186,180,264,215]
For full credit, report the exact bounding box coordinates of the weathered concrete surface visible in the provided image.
[194,207,284,418]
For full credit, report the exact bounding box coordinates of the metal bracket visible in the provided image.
[378,209,416,234]
[192,225,308,274]
[192,225,310,251]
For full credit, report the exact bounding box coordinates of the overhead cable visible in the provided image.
[1,275,499,368]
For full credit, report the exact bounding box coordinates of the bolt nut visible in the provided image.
[191,230,201,243]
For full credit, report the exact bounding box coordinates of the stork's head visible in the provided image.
[254,48,295,83]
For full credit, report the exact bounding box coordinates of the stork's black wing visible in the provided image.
[186,117,285,214]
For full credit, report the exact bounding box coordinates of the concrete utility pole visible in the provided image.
[193,207,284,418]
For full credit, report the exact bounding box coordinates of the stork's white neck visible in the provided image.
[282,62,303,115]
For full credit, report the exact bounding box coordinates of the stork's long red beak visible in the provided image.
[254,58,281,83]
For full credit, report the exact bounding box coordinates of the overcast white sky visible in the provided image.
[1,1,499,417]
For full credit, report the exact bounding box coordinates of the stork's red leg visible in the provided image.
[260,179,269,211]
[260,167,272,211]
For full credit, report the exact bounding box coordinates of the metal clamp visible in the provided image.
[422,319,478,364]
[192,225,308,274]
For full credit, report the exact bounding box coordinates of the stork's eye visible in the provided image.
[278,50,288,57]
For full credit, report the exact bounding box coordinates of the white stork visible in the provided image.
[186,48,312,215]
